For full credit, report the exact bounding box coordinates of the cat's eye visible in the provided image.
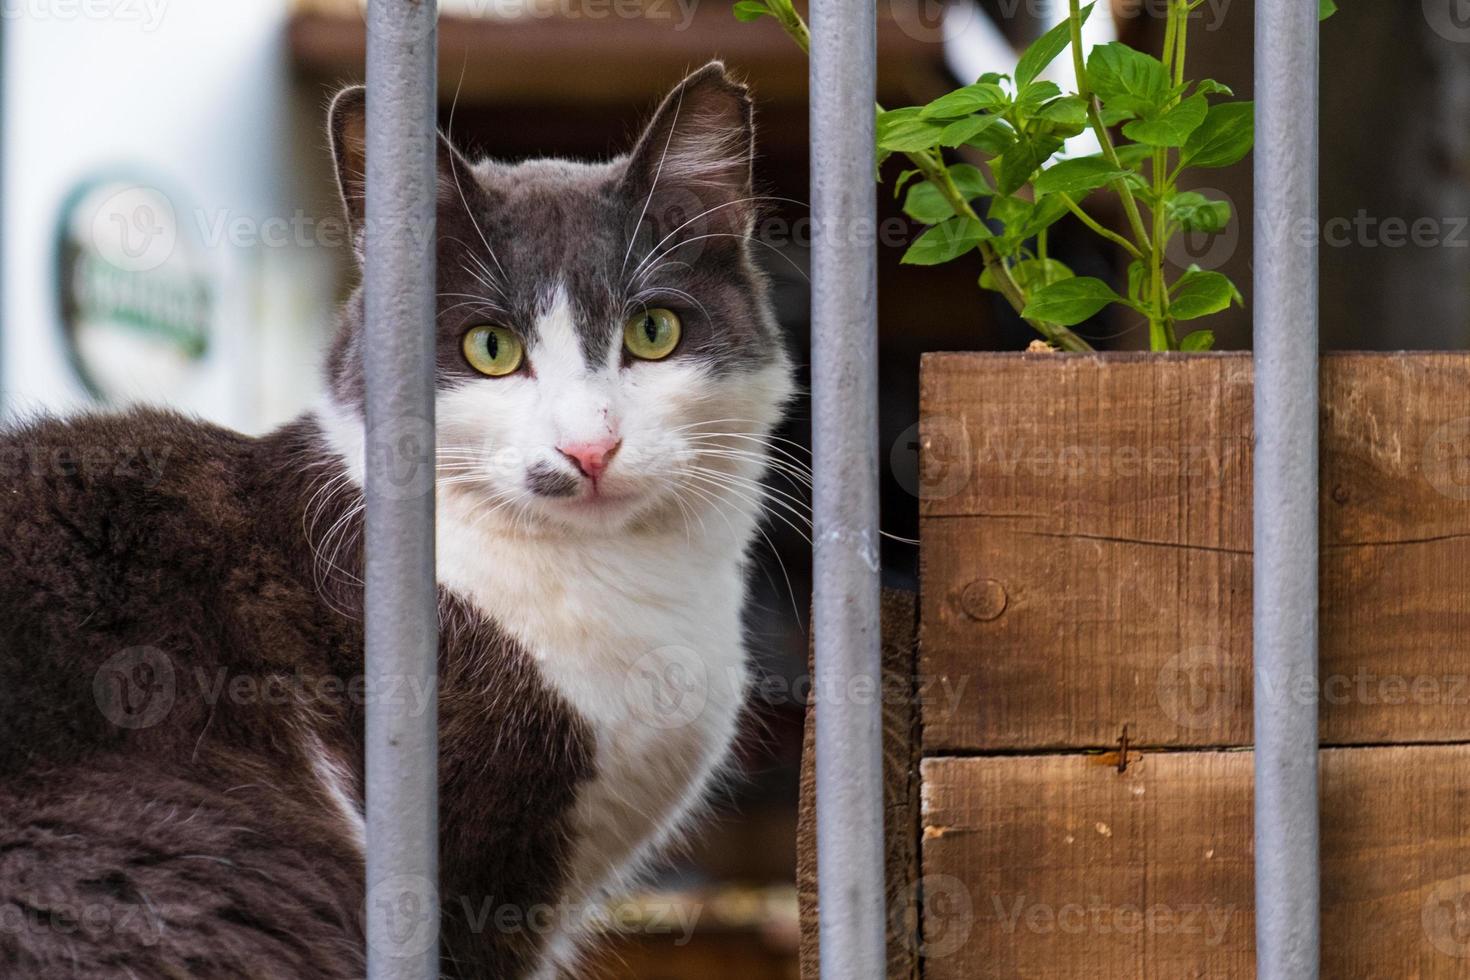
[462,325,524,377]
[623,308,682,361]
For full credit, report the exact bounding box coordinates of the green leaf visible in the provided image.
[1022,276,1122,326]
[988,194,1031,232]
[732,0,769,21]
[1180,329,1216,352]
[1086,42,1170,118]
[901,164,992,223]
[1111,143,1154,168]
[987,196,1031,257]
[1122,93,1208,147]
[919,83,1008,119]
[903,186,956,224]
[1169,269,1235,319]
[876,108,946,152]
[937,114,1006,148]
[947,163,994,198]
[892,168,921,198]
[1031,95,1089,136]
[1016,4,1093,87]
[985,193,1068,251]
[1319,0,1337,20]
[1032,156,1130,197]
[1014,80,1063,114]
[1180,101,1254,168]
[1166,191,1231,233]
[1018,194,1070,240]
[1014,257,1076,292]
[1193,79,1234,98]
[995,135,1063,196]
[964,119,1018,155]
[982,257,1075,292]
[901,216,993,265]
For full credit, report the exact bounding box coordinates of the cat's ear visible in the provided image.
[328,86,371,234]
[621,62,756,238]
[327,85,480,247]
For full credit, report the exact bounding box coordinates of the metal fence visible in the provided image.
[363,2,439,977]
[1252,3,1320,978]
[809,0,888,976]
[358,0,1323,976]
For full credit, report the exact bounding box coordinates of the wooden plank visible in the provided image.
[1320,354,1470,744]
[798,590,920,980]
[920,746,1470,979]
[288,3,942,108]
[919,352,1470,751]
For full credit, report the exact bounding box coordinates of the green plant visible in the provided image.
[735,0,1339,351]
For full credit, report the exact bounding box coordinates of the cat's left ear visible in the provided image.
[620,62,756,238]
[328,85,481,253]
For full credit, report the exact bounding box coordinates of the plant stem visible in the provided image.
[1068,0,1153,255]
[768,0,810,53]
[1147,0,1188,351]
[911,150,1094,352]
[1174,0,1190,86]
[1162,1,1179,77]
[1150,145,1175,350]
[1059,193,1143,259]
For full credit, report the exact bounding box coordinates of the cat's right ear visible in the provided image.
[329,88,373,243]
[328,86,369,236]
[619,63,756,239]
[329,85,484,255]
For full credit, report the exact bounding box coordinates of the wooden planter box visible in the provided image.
[799,352,1470,978]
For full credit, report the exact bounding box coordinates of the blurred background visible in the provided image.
[4,0,1468,975]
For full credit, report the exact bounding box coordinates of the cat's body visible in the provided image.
[0,63,791,978]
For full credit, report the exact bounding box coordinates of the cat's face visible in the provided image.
[324,64,792,536]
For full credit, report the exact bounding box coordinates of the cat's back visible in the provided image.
[0,409,370,977]
[0,407,252,604]
[0,408,343,773]
[0,409,258,659]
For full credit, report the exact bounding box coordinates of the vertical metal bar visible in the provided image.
[1253,1,1320,977]
[810,0,884,976]
[363,1,439,977]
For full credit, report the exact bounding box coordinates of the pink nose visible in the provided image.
[557,439,622,480]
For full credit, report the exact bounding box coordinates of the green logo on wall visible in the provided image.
[55,177,213,403]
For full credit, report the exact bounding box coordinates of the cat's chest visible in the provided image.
[438,526,747,701]
[436,522,750,864]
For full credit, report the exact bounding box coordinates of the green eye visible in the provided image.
[623,308,682,361]
[462,325,523,377]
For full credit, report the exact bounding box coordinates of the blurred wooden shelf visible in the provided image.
[588,885,800,980]
[288,0,948,107]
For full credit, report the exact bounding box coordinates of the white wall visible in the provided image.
[2,0,341,432]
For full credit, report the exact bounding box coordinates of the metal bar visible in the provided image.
[363,1,439,977]
[809,0,885,975]
[1253,1,1320,977]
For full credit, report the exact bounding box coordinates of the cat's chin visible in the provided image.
[530,489,652,533]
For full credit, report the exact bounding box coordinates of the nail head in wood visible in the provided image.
[959,578,1007,622]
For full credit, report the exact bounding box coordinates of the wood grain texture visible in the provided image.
[919,352,1470,751]
[920,746,1470,979]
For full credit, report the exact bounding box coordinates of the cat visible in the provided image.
[0,61,793,978]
